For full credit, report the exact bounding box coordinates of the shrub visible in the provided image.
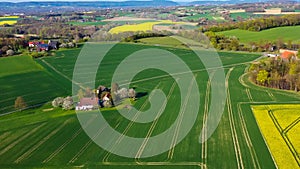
[128,88,136,98]
[117,88,128,99]
[6,49,15,56]
[62,96,74,110]
[52,97,64,107]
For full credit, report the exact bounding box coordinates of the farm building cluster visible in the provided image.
[75,85,136,111]
[28,40,58,52]
[265,49,299,61]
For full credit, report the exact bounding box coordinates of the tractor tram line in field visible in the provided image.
[237,103,261,169]
[282,117,300,134]
[68,122,114,164]
[119,61,256,88]
[201,71,215,169]
[0,131,12,142]
[245,88,253,102]
[0,122,47,157]
[14,118,73,164]
[4,41,300,169]
[101,161,205,167]
[102,83,161,163]
[226,67,244,169]
[265,106,300,166]
[41,59,84,89]
[167,74,197,160]
[43,115,97,163]
[135,81,177,162]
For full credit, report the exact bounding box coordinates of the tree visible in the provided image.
[52,97,64,107]
[256,70,269,86]
[287,63,297,90]
[84,87,93,97]
[128,88,136,99]
[6,49,14,56]
[117,88,129,99]
[62,96,74,110]
[111,83,119,93]
[77,89,84,99]
[1,46,8,54]
[14,96,27,111]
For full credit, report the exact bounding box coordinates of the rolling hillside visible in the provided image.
[217,26,300,43]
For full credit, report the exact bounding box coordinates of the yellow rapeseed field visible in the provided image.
[252,105,300,169]
[0,16,19,25]
[0,20,18,25]
[109,20,185,34]
[0,16,19,19]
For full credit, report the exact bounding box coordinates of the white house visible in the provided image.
[76,97,98,111]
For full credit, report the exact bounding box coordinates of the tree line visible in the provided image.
[201,14,300,32]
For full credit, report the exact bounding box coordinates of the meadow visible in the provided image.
[229,12,255,20]
[68,21,108,26]
[0,55,70,114]
[217,26,300,43]
[0,41,299,169]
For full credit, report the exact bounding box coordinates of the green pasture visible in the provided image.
[0,55,43,77]
[217,26,300,43]
[68,21,108,26]
[229,12,253,20]
[0,55,70,114]
[183,13,213,21]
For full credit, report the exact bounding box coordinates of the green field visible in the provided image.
[217,26,300,43]
[138,37,187,48]
[183,13,215,21]
[229,12,254,20]
[0,55,70,114]
[68,21,108,26]
[0,41,300,168]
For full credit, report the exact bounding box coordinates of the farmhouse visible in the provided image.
[76,97,98,111]
[29,40,59,52]
[279,49,298,60]
[37,43,49,52]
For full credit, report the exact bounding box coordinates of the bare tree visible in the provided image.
[14,96,27,111]
[128,88,136,99]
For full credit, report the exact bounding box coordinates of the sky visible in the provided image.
[0,0,233,2]
[0,0,273,3]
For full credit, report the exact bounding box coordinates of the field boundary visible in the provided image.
[226,67,244,169]
[237,103,261,169]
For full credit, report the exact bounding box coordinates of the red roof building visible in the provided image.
[279,49,298,60]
